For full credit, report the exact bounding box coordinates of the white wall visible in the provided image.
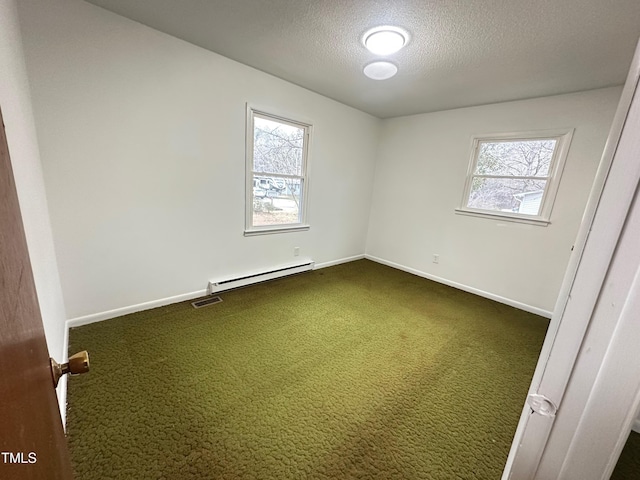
[0,0,68,409]
[0,0,67,361]
[366,88,622,314]
[17,0,381,320]
[16,0,622,322]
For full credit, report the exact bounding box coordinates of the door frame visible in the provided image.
[503,37,640,479]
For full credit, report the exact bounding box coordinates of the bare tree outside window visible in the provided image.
[468,140,555,214]
[246,111,310,231]
[458,130,573,224]
[254,117,304,176]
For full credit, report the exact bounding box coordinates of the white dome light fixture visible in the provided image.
[363,26,408,55]
[363,61,398,80]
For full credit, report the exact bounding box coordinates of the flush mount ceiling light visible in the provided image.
[363,61,398,80]
[363,26,409,55]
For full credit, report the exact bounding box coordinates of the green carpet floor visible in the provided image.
[66,259,548,479]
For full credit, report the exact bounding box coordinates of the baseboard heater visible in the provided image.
[208,261,315,294]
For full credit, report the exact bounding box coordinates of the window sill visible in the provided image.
[244,224,310,236]
[454,208,550,226]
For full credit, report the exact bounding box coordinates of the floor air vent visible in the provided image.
[191,296,223,309]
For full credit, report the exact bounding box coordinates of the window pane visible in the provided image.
[252,177,302,226]
[253,116,304,176]
[476,139,557,177]
[468,178,547,215]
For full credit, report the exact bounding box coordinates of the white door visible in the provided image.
[503,37,640,479]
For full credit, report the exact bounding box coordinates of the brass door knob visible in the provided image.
[50,351,90,387]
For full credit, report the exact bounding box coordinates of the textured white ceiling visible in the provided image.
[85,0,640,118]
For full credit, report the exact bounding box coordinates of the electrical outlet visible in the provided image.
[433,254,439,264]
[294,247,300,257]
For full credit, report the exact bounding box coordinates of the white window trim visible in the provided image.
[455,128,574,225]
[244,105,312,236]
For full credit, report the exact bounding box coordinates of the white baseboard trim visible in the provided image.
[314,254,365,270]
[66,288,209,329]
[66,256,365,330]
[58,375,68,430]
[58,324,70,429]
[365,254,553,319]
[65,255,364,329]
[633,418,640,434]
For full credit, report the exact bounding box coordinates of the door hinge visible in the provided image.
[527,393,558,417]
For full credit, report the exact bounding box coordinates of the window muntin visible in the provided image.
[457,130,573,225]
[467,177,548,215]
[245,108,310,234]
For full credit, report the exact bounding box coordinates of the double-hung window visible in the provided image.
[457,129,573,225]
[245,107,311,235]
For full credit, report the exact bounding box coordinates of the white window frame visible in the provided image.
[455,128,574,226]
[244,105,312,236]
